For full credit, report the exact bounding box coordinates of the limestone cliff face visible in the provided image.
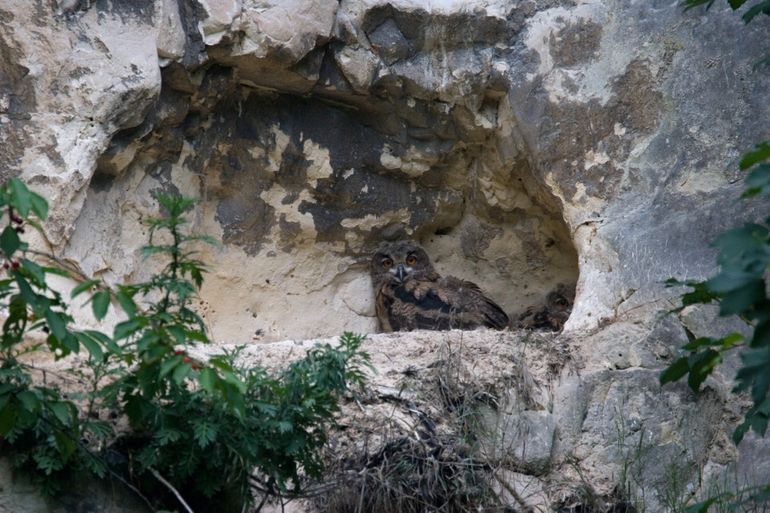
[1,0,769,511]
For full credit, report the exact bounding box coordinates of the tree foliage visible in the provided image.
[682,0,770,24]
[662,8,770,513]
[661,142,770,444]
[0,181,370,511]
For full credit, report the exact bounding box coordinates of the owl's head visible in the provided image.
[370,240,435,285]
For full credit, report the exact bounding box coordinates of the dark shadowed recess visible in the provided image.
[88,57,579,324]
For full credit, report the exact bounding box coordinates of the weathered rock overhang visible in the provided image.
[58,1,580,343]
[3,2,770,511]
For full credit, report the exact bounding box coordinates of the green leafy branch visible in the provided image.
[682,0,770,68]
[0,179,113,492]
[0,181,371,511]
[661,143,770,444]
[682,0,770,24]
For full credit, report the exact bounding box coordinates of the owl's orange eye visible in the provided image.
[382,258,394,269]
[406,255,417,266]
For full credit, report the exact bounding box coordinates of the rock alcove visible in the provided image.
[66,54,579,342]
[4,1,770,510]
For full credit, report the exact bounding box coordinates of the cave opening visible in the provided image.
[71,61,579,342]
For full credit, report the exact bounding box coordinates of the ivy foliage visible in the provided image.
[0,181,370,511]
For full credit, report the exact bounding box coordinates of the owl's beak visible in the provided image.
[395,263,407,282]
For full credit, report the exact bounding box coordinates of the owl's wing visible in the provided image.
[400,275,510,330]
[442,276,510,330]
[375,285,397,332]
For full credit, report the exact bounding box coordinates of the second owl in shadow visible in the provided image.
[370,240,510,333]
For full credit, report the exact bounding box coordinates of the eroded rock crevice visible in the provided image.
[69,7,579,342]
[4,1,770,511]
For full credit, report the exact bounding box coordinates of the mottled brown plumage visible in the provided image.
[370,240,510,333]
[516,284,574,332]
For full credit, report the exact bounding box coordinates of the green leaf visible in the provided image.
[91,290,110,320]
[136,331,160,353]
[719,332,744,348]
[0,403,16,435]
[114,319,144,340]
[116,288,137,317]
[168,325,186,344]
[61,333,80,354]
[16,390,40,413]
[740,142,770,170]
[660,357,690,385]
[734,348,770,395]
[746,354,770,404]
[85,457,108,478]
[41,265,68,277]
[15,275,36,308]
[681,336,712,351]
[220,369,247,394]
[705,272,756,294]
[193,421,218,448]
[734,417,751,443]
[742,0,770,23]
[84,329,121,354]
[0,225,21,256]
[751,320,770,347]
[21,259,45,286]
[728,0,747,8]
[185,328,208,343]
[749,410,769,435]
[199,367,217,393]
[683,333,743,351]
[44,309,68,342]
[160,355,183,379]
[712,224,768,264]
[172,361,192,384]
[8,178,31,217]
[49,401,74,425]
[84,419,113,438]
[681,0,716,11]
[687,349,721,391]
[54,429,76,460]
[123,394,151,425]
[719,280,766,316]
[222,383,246,417]
[156,428,183,446]
[742,163,770,197]
[29,191,48,220]
[680,282,719,307]
[75,331,104,360]
[71,279,100,298]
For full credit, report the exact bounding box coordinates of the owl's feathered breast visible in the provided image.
[375,272,509,332]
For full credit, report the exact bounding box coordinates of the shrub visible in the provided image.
[0,180,370,512]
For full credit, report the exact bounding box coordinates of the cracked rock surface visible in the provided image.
[2,0,770,511]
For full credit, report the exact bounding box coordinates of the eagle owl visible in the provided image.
[516,283,574,332]
[370,240,510,332]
